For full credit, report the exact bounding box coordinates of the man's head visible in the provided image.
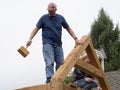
[47,2,57,16]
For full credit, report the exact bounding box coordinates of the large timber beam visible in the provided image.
[75,59,103,78]
[86,41,111,90]
[16,82,82,90]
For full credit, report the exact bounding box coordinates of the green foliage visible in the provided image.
[64,73,73,84]
[90,8,120,71]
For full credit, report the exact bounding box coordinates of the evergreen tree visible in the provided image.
[90,8,120,71]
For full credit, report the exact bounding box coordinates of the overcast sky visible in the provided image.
[0,0,120,90]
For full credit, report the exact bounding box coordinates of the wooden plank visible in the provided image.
[16,82,82,90]
[51,82,62,90]
[62,84,82,90]
[51,82,82,90]
[16,84,51,90]
[51,35,90,83]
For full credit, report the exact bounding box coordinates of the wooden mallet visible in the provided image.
[17,46,29,57]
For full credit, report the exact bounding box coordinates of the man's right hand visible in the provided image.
[84,77,93,82]
[26,40,32,47]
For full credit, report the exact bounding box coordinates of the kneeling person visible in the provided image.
[72,58,102,90]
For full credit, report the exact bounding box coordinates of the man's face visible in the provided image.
[47,3,56,15]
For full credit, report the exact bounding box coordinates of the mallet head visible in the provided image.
[17,46,29,57]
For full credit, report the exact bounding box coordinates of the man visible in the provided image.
[26,2,83,83]
[72,58,102,90]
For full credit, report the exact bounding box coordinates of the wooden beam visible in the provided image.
[86,41,101,68]
[75,59,103,78]
[86,39,111,90]
[51,82,82,90]
[16,84,51,90]
[16,83,82,90]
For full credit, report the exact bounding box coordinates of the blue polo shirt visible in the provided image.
[36,14,69,46]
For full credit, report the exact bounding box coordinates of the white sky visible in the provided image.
[0,0,120,90]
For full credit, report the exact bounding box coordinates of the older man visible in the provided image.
[26,2,83,83]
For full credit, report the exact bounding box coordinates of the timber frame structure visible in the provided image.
[17,35,111,90]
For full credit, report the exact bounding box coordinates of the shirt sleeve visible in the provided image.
[36,16,44,29]
[61,16,69,29]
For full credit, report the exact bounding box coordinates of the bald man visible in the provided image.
[26,2,83,83]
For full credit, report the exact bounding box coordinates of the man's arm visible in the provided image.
[26,26,39,47]
[66,27,83,45]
